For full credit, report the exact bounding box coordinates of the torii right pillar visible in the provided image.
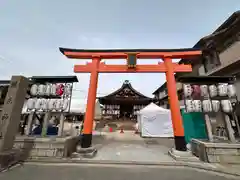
[164,57,186,151]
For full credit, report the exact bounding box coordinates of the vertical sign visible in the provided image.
[127,53,137,69]
[0,76,28,152]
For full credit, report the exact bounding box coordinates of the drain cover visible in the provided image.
[144,139,159,145]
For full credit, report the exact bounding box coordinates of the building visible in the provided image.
[153,11,240,107]
[152,79,183,109]
[98,80,153,121]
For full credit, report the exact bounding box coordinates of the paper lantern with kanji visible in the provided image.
[56,84,64,96]
[45,84,51,96]
[41,99,49,111]
[221,100,232,113]
[209,85,217,97]
[55,99,63,111]
[51,84,57,96]
[30,84,38,96]
[202,100,212,112]
[62,99,69,111]
[38,84,46,96]
[48,99,57,110]
[212,100,220,112]
[27,98,37,110]
[228,84,236,97]
[64,84,72,96]
[218,84,228,96]
[35,99,43,110]
[183,84,193,97]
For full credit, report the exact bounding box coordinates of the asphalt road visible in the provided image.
[0,163,238,180]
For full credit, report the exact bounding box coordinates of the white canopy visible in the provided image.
[138,103,173,137]
[139,103,170,113]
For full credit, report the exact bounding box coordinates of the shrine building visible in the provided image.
[98,80,153,121]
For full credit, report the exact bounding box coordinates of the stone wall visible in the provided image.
[13,136,80,159]
[206,145,240,163]
[191,139,240,164]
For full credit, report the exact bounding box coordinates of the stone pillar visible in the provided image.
[26,111,34,135]
[41,112,51,137]
[224,114,236,143]
[58,113,65,136]
[204,114,214,142]
[0,76,28,152]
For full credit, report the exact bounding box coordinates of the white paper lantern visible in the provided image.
[200,85,209,98]
[193,100,202,112]
[218,84,228,96]
[209,85,218,97]
[183,84,193,97]
[41,99,49,111]
[221,100,233,113]
[202,100,212,112]
[50,84,57,96]
[186,100,194,112]
[228,84,236,97]
[30,84,38,96]
[38,84,46,96]
[27,98,36,110]
[35,99,42,110]
[55,99,63,111]
[45,84,51,96]
[56,84,64,96]
[212,100,220,112]
[64,84,72,96]
[62,99,69,111]
[48,99,57,111]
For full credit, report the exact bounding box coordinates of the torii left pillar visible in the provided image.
[81,57,100,148]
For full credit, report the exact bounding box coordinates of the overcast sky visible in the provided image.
[0,0,239,108]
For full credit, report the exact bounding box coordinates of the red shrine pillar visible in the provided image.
[164,57,187,151]
[81,57,100,148]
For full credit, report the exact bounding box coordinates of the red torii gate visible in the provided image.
[60,48,202,151]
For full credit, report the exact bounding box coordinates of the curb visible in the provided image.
[26,158,240,177]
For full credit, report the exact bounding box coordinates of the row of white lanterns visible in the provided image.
[184,84,236,98]
[26,98,70,111]
[30,83,72,96]
[186,99,233,113]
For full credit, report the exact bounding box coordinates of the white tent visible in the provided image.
[137,103,173,137]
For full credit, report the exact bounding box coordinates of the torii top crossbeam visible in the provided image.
[59,48,201,59]
[59,48,201,73]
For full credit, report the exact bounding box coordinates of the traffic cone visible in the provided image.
[120,128,124,133]
[109,127,113,132]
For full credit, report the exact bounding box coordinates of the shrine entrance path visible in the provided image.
[1,163,238,180]
[79,131,175,163]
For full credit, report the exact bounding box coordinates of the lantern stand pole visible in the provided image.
[26,110,35,136]
[66,82,74,135]
[41,111,51,137]
[58,111,65,137]
[67,82,74,113]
